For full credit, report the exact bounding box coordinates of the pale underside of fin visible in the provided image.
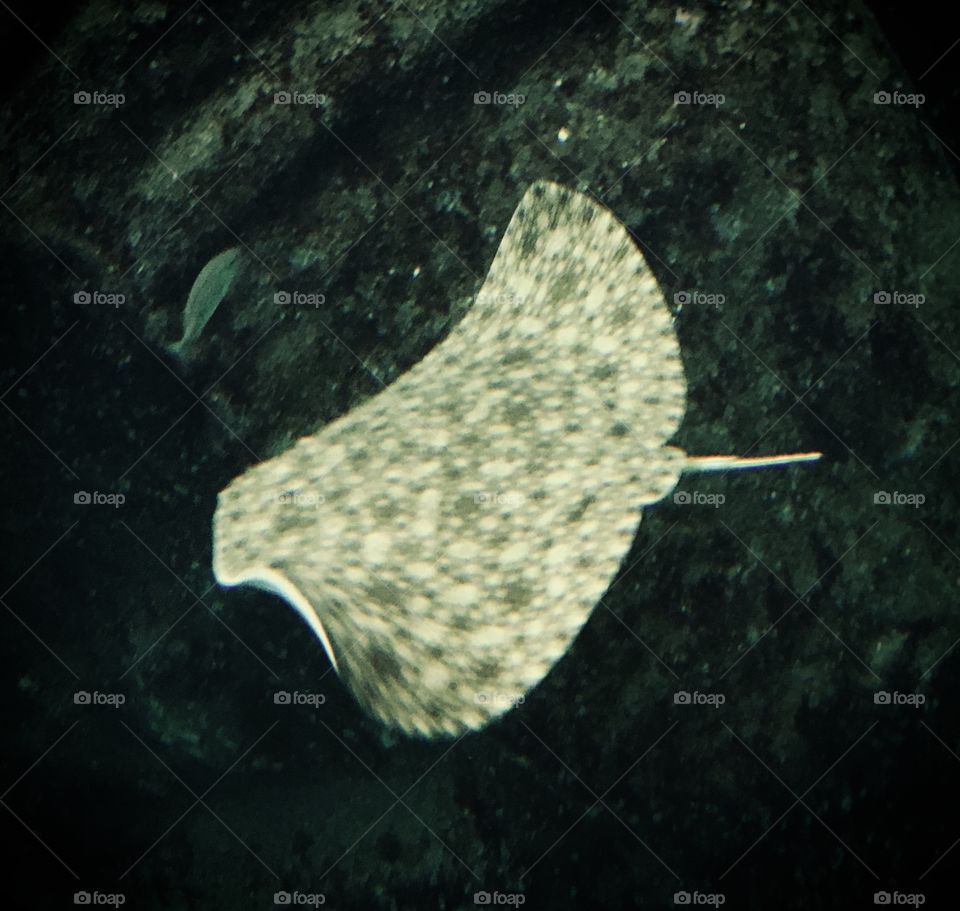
[212,180,817,738]
[237,568,340,673]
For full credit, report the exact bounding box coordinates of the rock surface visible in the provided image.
[1,1,957,908]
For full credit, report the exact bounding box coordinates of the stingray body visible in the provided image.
[213,181,819,737]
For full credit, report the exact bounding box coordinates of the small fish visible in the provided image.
[168,247,240,361]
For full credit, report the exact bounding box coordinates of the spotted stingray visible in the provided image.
[213,180,820,737]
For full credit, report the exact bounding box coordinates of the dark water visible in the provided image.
[1,1,958,909]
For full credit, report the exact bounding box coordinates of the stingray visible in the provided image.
[212,180,820,737]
